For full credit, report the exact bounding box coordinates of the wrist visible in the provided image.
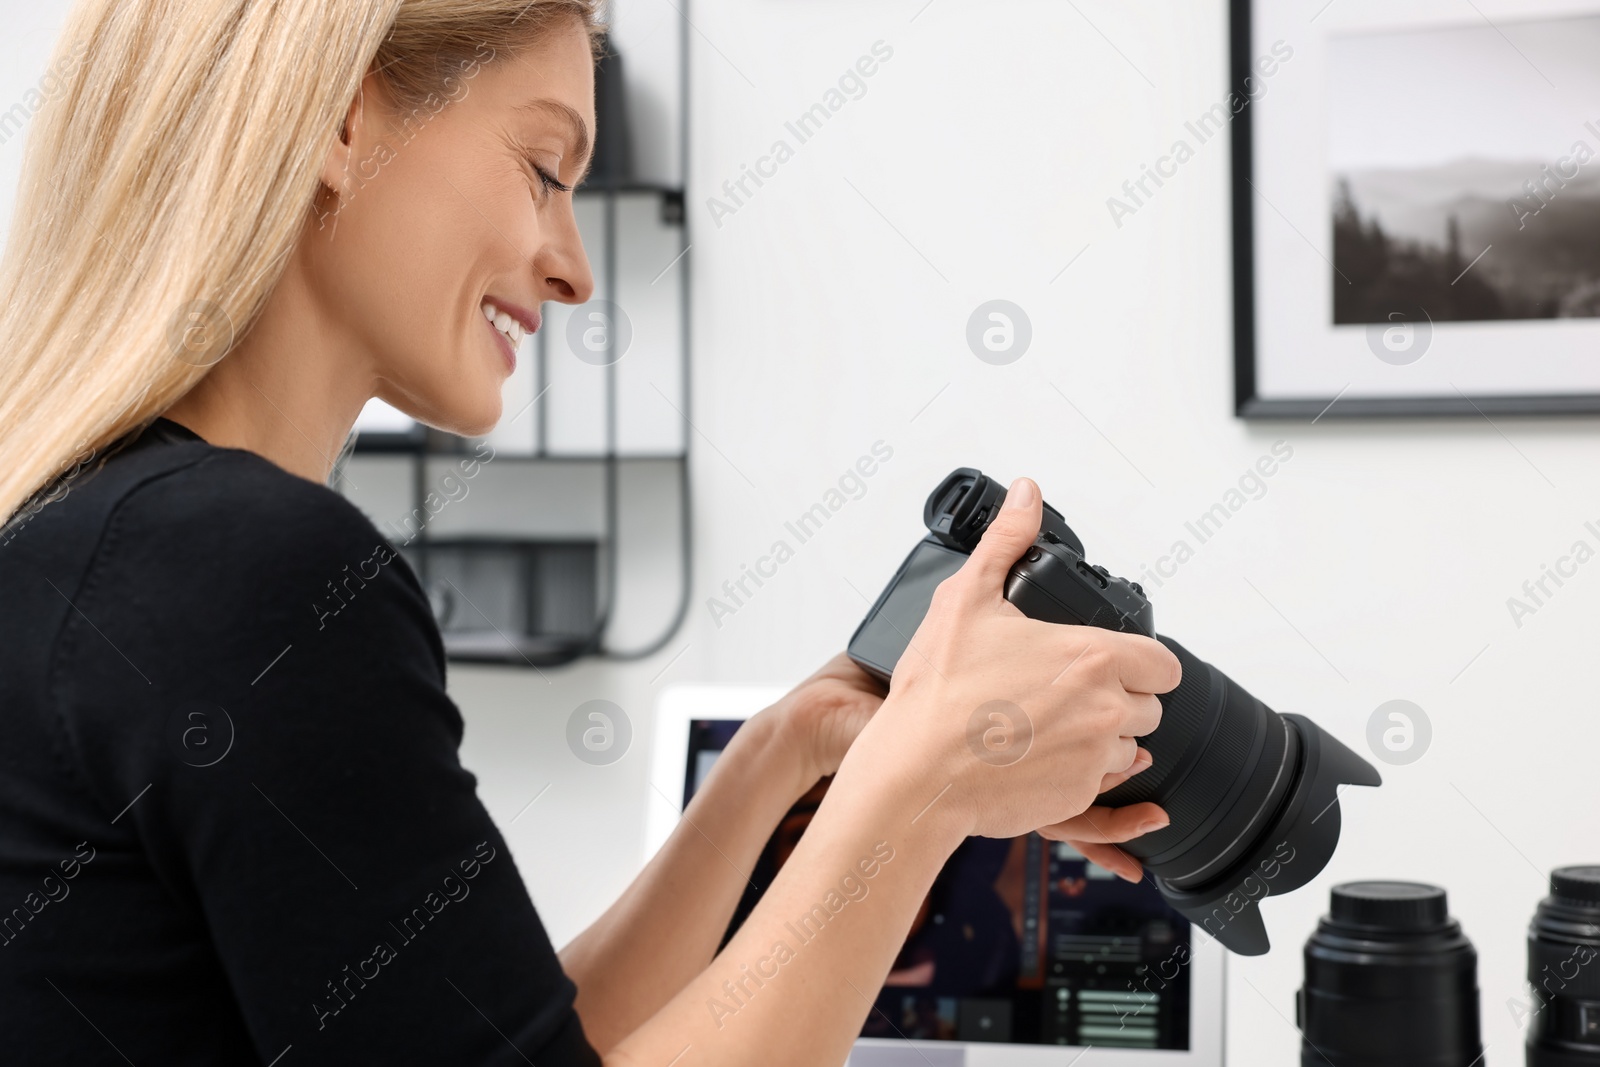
[730,700,817,804]
[828,706,972,860]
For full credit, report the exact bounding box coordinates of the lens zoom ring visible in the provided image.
[1155,681,1281,864]
[1101,637,1216,807]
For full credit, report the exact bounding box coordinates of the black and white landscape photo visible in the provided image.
[1328,15,1600,324]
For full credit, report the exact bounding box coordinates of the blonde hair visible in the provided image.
[0,0,602,527]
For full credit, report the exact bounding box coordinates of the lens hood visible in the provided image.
[1142,713,1382,955]
[1096,634,1380,955]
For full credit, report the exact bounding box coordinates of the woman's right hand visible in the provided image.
[842,476,1182,845]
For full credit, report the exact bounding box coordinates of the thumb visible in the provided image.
[961,477,1042,592]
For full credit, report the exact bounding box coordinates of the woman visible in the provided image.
[0,2,1180,1063]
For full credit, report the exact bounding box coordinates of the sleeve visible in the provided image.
[51,453,601,1066]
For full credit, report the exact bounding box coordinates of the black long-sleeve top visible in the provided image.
[0,418,601,1066]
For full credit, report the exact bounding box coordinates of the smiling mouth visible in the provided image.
[480,298,542,374]
[482,300,527,349]
[483,316,515,371]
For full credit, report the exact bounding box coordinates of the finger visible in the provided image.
[1106,736,1139,781]
[1097,747,1153,792]
[1117,692,1163,739]
[1077,841,1144,883]
[1038,802,1169,844]
[1033,827,1145,882]
[1109,632,1183,695]
[958,477,1041,593]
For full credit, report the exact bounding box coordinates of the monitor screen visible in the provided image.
[684,720,1194,1050]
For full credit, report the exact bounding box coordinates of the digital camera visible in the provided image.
[848,467,1382,955]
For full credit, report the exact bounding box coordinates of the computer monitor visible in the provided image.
[647,687,1225,1067]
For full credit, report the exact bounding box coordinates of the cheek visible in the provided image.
[309,135,533,424]
[311,160,464,352]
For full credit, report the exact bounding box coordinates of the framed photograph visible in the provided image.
[1233,0,1600,417]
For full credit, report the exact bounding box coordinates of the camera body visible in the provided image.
[848,467,1152,682]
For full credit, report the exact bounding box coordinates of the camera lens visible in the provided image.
[1098,637,1381,955]
[1527,866,1600,1066]
[1297,881,1482,1067]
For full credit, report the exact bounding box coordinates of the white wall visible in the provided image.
[480,3,1600,1064]
[7,2,1599,1064]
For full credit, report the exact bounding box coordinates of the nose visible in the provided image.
[535,201,594,305]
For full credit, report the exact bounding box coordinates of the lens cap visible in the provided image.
[1551,865,1600,906]
[1298,881,1482,1067]
[1330,880,1450,930]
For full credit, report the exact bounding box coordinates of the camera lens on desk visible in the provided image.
[1527,866,1600,1066]
[1297,881,1483,1067]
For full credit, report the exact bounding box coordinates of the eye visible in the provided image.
[528,158,571,198]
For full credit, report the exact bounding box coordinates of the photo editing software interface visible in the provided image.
[686,720,1192,1050]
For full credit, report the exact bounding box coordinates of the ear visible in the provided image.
[318,73,383,199]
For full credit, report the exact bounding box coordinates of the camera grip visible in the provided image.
[1004,541,1155,637]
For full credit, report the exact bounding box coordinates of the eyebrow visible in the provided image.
[513,99,594,185]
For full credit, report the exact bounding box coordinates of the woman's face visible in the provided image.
[309,21,596,437]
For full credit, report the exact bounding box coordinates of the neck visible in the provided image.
[162,241,374,483]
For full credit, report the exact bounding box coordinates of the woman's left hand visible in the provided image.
[769,652,888,790]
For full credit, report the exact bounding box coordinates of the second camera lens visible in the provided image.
[1298,881,1482,1067]
[1527,866,1600,1067]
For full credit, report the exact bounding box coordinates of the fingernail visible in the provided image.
[1133,750,1153,769]
[1138,814,1169,834]
[1005,478,1036,508]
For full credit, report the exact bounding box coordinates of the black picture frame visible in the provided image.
[1230,0,1600,419]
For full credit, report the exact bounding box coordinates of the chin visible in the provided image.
[440,397,503,439]
[390,386,503,440]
